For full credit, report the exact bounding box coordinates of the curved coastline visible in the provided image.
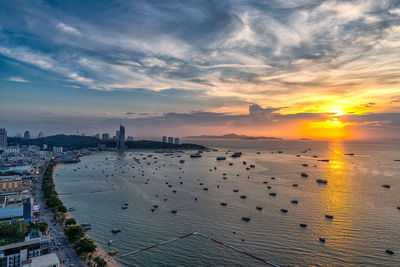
[52,163,123,267]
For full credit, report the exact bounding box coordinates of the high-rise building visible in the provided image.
[127,136,134,141]
[162,136,167,143]
[94,133,101,139]
[0,128,7,147]
[168,137,173,144]
[24,131,30,139]
[102,133,110,140]
[117,125,125,149]
[174,138,180,145]
[38,131,44,138]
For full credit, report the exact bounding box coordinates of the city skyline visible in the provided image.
[1,1,400,140]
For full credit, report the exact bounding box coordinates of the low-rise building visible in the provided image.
[0,236,51,267]
[52,147,63,153]
[0,176,23,193]
[22,252,61,267]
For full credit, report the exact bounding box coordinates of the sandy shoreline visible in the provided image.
[52,163,123,267]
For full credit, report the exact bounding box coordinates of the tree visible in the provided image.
[93,256,107,267]
[64,225,84,243]
[75,238,96,256]
[33,222,48,233]
[65,218,77,226]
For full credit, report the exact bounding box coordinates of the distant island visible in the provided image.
[7,135,206,151]
[185,133,282,140]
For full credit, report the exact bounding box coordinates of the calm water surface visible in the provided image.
[54,140,400,266]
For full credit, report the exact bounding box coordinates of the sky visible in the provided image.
[0,0,399,140]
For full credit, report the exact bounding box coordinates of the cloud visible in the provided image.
[57,22,80,35]
[6,76,29,82]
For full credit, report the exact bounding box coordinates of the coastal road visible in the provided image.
[35,164,84,267]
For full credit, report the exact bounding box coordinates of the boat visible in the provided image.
[291,200,298,204]
[216,156,226,161]
[107,240,113,246]
[108,250,118,256]
[319,238,326,243]
[179,160,185,164]
[153,205,158,208]
[111,228,121,233]
[172,190,177,193]
[190,153,202,158]
[263,181,268,184]
[293,184,298,187]
[243,161,247,165]
[256,206,262,211]
[318,159,329,162]
[269,192,277,197]
[231,152,242,158]
[344,153,354,156]
[220,202,227,206]
[203,188,208,191]
[233,189,239,192]
[249,165,255,168]
[385,249,394,255]
[301,173,308,177]
[316,179,327,184]
[302,164,308,167]
[241,217,250,222]
[67,207,76,212]
[81,224,91,230]
[240,195,247,199]
[171,210,177,214]
[325,214,334,219]
[382,184,391,188]
[229,163,233,166]
[300,223,307,228]
[121,206,128,209]
[281,208,288,213]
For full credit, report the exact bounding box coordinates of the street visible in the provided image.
[34,164,84,267]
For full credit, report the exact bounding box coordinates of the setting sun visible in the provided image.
[300,117,352,139]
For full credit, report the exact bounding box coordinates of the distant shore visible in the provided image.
[52,162,123,267]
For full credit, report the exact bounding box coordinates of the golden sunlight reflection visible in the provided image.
[315,141,355,255]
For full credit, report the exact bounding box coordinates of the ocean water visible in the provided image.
[53,140,400,266]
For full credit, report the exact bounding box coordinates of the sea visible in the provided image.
[53,139,400,267]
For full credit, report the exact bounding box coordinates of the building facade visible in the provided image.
[0,128,7,147]
[102,133,109,141]
[168,137,173,144]
[117,125,125,150]
[23,131,30,140]
[174,138,180,145]
[0,176,23,193]
[162,136,167,143]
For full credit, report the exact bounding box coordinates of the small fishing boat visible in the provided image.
[216,156,226,161]
[385,249,394,255]
[281,208,288,213]
[256,206,262,211]
[240,195,247,199]
[203,188,208,191]
[301,173,308,177]
[242,217,250,222]
[171,210,177,214]
[233,189,239,193]
[107,240,113,246]
[300,223,307,228]
[269,192,277,197]
[121,206,128,209]
[316,179,327,184]
[291,200,298,204]
[111,228,121,233]
[220,202,227,206]
[382,184,391,188]
[108,250,118,256]
[319,238,326,243]
[325,214,334,219]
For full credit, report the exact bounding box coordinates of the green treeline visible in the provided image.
[42,165,67,213]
